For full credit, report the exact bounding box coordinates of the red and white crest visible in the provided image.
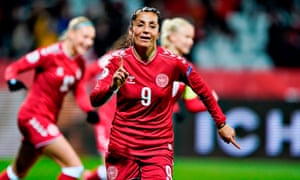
[107,165,118,180]
[156,74,169,88]
[47,124,59,136]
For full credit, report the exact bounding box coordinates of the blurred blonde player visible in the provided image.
[0,16,99,180]
[161,17,218,120]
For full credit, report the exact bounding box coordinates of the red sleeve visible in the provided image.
[4,50,44,81]
[73,59,98,113]
[173,102,180,113]
[83,60,103,82]
[74,78,95,112]
[183,98,207,113]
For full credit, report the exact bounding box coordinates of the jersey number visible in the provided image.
[165,165,173,180]
[60,75,75,92]
[141,87,151,106]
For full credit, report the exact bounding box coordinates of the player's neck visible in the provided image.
[62,40,76,58]
[133,45,156,62]
[167,46,181,56]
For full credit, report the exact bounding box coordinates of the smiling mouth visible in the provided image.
[140,36,151,41]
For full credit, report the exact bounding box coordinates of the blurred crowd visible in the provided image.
[1,0,300,69]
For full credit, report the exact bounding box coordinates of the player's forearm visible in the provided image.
[187,70,226,125]
[200,90,226,126]
[4,63,23,80]
[74,81,94,112]
[90,84,116,107]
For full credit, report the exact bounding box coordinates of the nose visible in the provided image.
[142,25,151,33]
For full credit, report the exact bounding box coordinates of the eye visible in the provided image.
[150,23,157,29]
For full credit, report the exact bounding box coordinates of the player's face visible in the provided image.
[71,26,95,56]
[130,12,160,49]
[171,24,194,56]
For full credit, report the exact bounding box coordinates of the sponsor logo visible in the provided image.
[127,75,135,84]
[186,66,192,76]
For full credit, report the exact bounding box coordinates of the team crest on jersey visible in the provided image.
[156,73,169,88]
[107,166,118,180]
[47,124,59,136]
[26,51,40,63]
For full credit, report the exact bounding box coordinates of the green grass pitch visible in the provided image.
[0,156,299,179]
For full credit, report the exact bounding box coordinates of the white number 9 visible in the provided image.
[141,87,151,106]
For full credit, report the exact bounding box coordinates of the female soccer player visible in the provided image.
[83,23,211,179]
[90,6,240,180]
[161,17,219,117]
[0,16,99,180]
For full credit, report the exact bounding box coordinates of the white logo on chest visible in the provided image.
[127,75,135,84]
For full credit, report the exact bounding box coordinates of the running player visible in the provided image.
[161,17,219,119]
[0,16,99,180]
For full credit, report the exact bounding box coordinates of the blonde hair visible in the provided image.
[160,17,193,48]
[60,16,94,40]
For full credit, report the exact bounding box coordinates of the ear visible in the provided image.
[67,30,75,39]
[168,33,176,43]
[128,27,133,36]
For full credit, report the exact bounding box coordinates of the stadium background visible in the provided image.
[0,0,300,179]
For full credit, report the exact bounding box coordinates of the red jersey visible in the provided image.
[90,46,226,157]
[5,42,93,123]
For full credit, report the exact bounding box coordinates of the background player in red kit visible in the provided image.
[0,16,99,180]
[83,34,130,180]
[90,6,240,180]
[161,17,219,119]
